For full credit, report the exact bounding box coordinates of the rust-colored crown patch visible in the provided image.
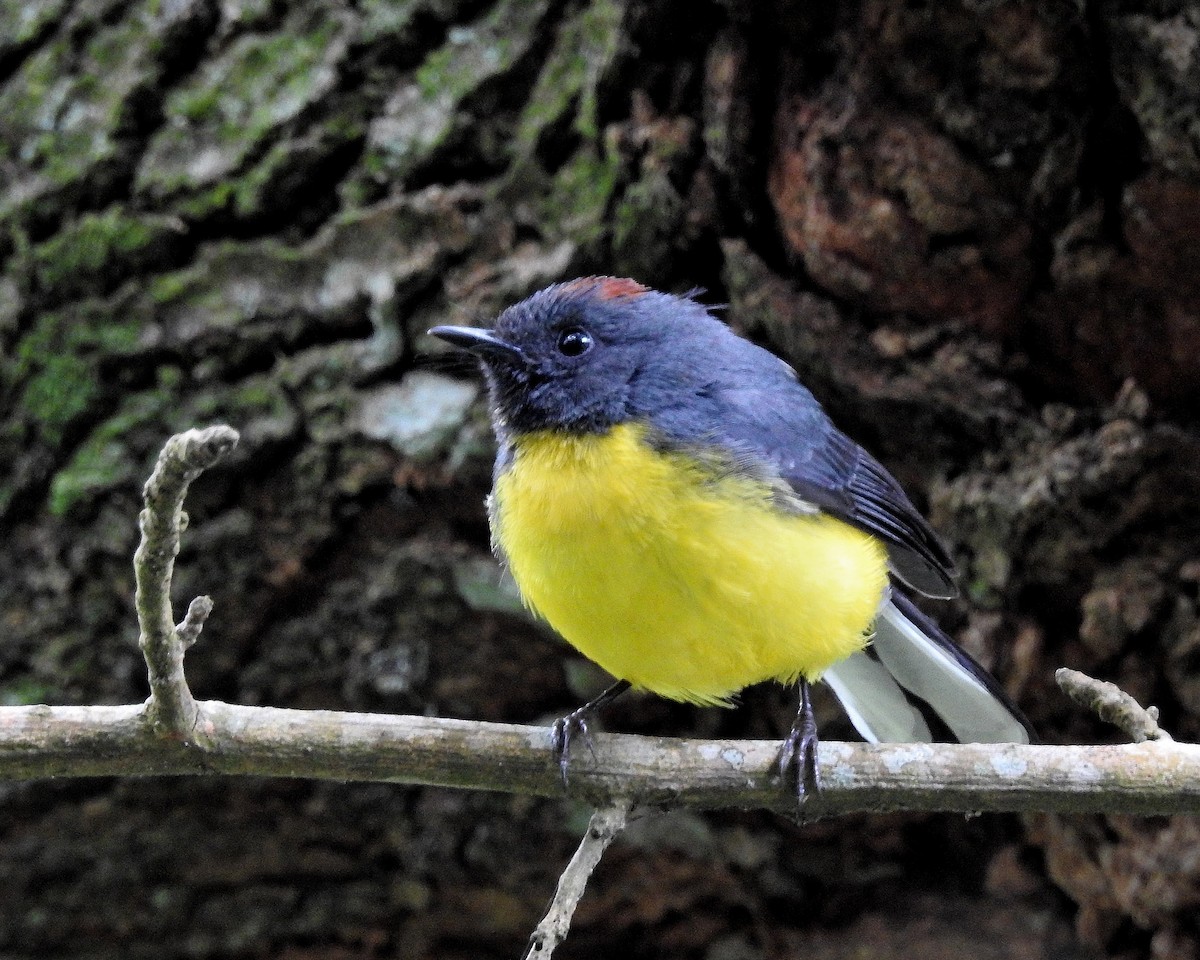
[562,276,649,301]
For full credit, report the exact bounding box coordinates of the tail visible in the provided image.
[823,590,1034,744]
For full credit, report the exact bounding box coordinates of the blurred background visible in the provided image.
[2,0,1199,957]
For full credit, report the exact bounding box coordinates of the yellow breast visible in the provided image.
[491,423,889,704]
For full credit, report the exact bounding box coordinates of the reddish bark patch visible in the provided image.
[768,95,1033,338]
[1030,175,1200,407]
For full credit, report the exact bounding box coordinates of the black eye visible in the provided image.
[556,327,593,357]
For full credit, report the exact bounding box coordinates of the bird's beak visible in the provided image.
[428,325,523,361]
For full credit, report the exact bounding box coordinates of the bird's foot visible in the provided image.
[777,679,821,804]
[549,679,631,788]
[550,707,596,788]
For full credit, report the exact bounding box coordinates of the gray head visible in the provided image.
[429,277,745,437]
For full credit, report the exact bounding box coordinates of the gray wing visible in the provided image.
[647,370,957,599]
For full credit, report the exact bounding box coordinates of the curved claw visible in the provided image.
[550,708,598,787]
[777,679,821,804]
[548,679,632,789]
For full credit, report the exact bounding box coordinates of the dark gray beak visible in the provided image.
[428,325,523,361]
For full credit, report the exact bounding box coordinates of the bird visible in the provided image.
[429,276,1033,800]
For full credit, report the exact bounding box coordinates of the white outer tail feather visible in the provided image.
[823,652,931,743]
[823,597,1031,745]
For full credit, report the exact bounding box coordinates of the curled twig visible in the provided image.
[524,802,632,960]
[134,426,239,736]
[1056,667,1172,743]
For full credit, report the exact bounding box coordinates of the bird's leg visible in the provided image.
[778,678,821,803]
[550,679,632,787]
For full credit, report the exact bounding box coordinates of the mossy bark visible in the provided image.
[2,0,1199,958]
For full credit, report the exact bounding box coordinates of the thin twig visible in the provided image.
[1056,668,1172,742]
[524,802,632,960]
[176,596,215,649]
[134,425,238,736]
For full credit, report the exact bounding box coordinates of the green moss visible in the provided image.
[235,381,279,409]
[146,269,194,304]
[362,149,390,178]
[20,353,96,445]
[415,47,458,100]
[537,143,621,247]
[415,0,551,104]
[48,434,128,516]
[505,0,627,243]
[156,365,182,390]
[515,50,586,148]
[0,40,80,178]
[358,0,422,43]
[138,13,344,196]
[0,0,71,46]
[232,117,364,217]
[29,208,164,293]
[48,387,174,516]
[364,0,551,182]
[0,678,54,707]
[0,11,159,213]
[174,83,222,122]
[186,373,288,423]
[172,24,337,128]
[179,182,235,218]
[14,307,146,443]
[515,0,624,150]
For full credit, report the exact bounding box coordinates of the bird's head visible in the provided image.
[430,277,727,436]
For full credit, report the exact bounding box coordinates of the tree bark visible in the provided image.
[2,0,1199,957]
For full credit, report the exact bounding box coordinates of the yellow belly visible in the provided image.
[492,423,889,704]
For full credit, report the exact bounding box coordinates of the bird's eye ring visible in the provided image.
[557,327,593,357]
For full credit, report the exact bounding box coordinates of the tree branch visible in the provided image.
[1,701,1199,815]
